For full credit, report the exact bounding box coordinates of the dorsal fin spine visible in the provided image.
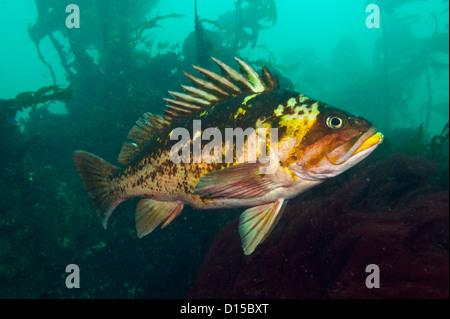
[192,65,242,94]
[261,66,278,89]
[211,57,255,92]
[166,104,199,116]
[168,91,211,106]
[163,98,203,111]
[120,58,279,165]
[181,85,220,102]
[184,72,230,97]
[234,57,265,92]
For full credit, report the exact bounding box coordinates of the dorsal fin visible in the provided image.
[119,58,279,165]
[163,57,279,122]
[118,113,169,165]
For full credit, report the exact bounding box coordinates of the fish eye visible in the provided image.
[326,116,344,129]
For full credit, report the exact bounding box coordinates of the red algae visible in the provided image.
[189,154,449,298]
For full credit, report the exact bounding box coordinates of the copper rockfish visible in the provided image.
[74,57,383,255]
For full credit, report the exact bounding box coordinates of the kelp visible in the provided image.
[1,0,445,299]
[0,85,72,114]
[389,122,449,158]
[371,0,449,132]
[28,0,160,83]
[192,0,278,65]
[136,14,184,40]
[428,122,449,157]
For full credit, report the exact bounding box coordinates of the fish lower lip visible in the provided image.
[327,127,382,165]
[354,131,384,155]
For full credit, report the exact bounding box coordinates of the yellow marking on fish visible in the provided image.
[278,102,319,140]
[294,104,306,113]
[281,165,297,181]
[355,132,384,154]
[299,94,309,103]
[193,129,202,141]
[243,93,258,105]
[234,107,247,119]
[276,136,298,163]
[200,110,208,117]
[287,97,297,107]
[274,104,284,116]
[260,121,272,129]
[254,127,271,158]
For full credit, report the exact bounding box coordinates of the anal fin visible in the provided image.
[135,199,183,238]
[239,199,287,255]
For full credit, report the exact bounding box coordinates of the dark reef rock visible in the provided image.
[189,154,449,299]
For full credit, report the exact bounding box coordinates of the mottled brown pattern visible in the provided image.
[115,90,306,200]
[294,106,373,170]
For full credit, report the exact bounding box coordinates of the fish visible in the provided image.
[74,57,383,255]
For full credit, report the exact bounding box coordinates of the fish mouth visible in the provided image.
[327,127,384,165]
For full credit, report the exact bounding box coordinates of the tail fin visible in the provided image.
[74,150,123,229]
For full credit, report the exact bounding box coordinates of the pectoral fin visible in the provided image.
[193,162,294,199]
[239,199,287,255]
[135,199,183,238]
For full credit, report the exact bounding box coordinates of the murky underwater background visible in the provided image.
[0,0,448,298]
